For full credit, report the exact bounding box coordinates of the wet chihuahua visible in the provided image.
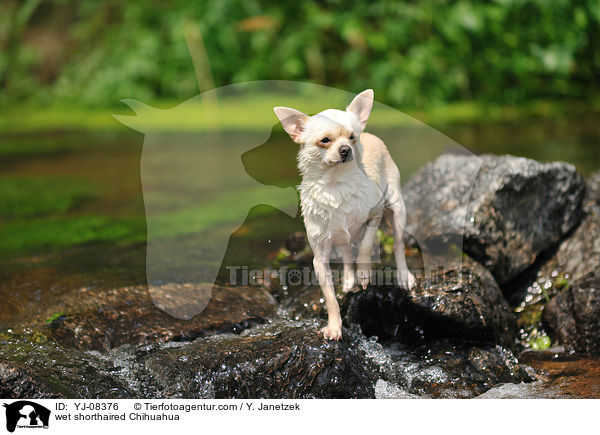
[274,90,415,340]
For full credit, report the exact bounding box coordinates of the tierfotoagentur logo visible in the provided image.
[3,401,50,433]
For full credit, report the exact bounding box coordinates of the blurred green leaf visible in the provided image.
[530,335,552,350]
[0,0,598,108]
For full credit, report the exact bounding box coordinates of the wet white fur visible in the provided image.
[274,90,415,340]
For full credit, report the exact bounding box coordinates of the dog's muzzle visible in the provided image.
[338,145,353,163]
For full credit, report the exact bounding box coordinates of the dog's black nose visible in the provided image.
[339,145,351,161]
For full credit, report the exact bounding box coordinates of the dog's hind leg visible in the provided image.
[312,241,342,340]
[341,244,356,293]
[389,193,416,289]
[356,217,381,290]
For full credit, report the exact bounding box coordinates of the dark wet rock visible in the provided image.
[47,284,277,353]
[0,364,63,399]
[1,321,378,399]
[278,249,425,323]
[543,274,600,354]
[398,344,535,398]
[360,339,535,398]
[0,331,132,398]
[537,173,600,284]
[342,257,517,348]
[538,174,600,354]
[515,174,600,352]
[544,214,600,283]
[403,154,584,284]
[138,321,375,398]
[279,285,326,321]
[584,171,600,213]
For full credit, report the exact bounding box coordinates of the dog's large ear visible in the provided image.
[347,89,374,130]
[273,107,309,143]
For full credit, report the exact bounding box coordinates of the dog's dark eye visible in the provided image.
[320,137,330,144]
[350,133,355,140]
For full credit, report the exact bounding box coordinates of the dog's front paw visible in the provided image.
[321,324,343,341]
[398,270,416,290]
[356,266,370,290]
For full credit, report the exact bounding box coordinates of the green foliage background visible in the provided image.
[1,0,599,108]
